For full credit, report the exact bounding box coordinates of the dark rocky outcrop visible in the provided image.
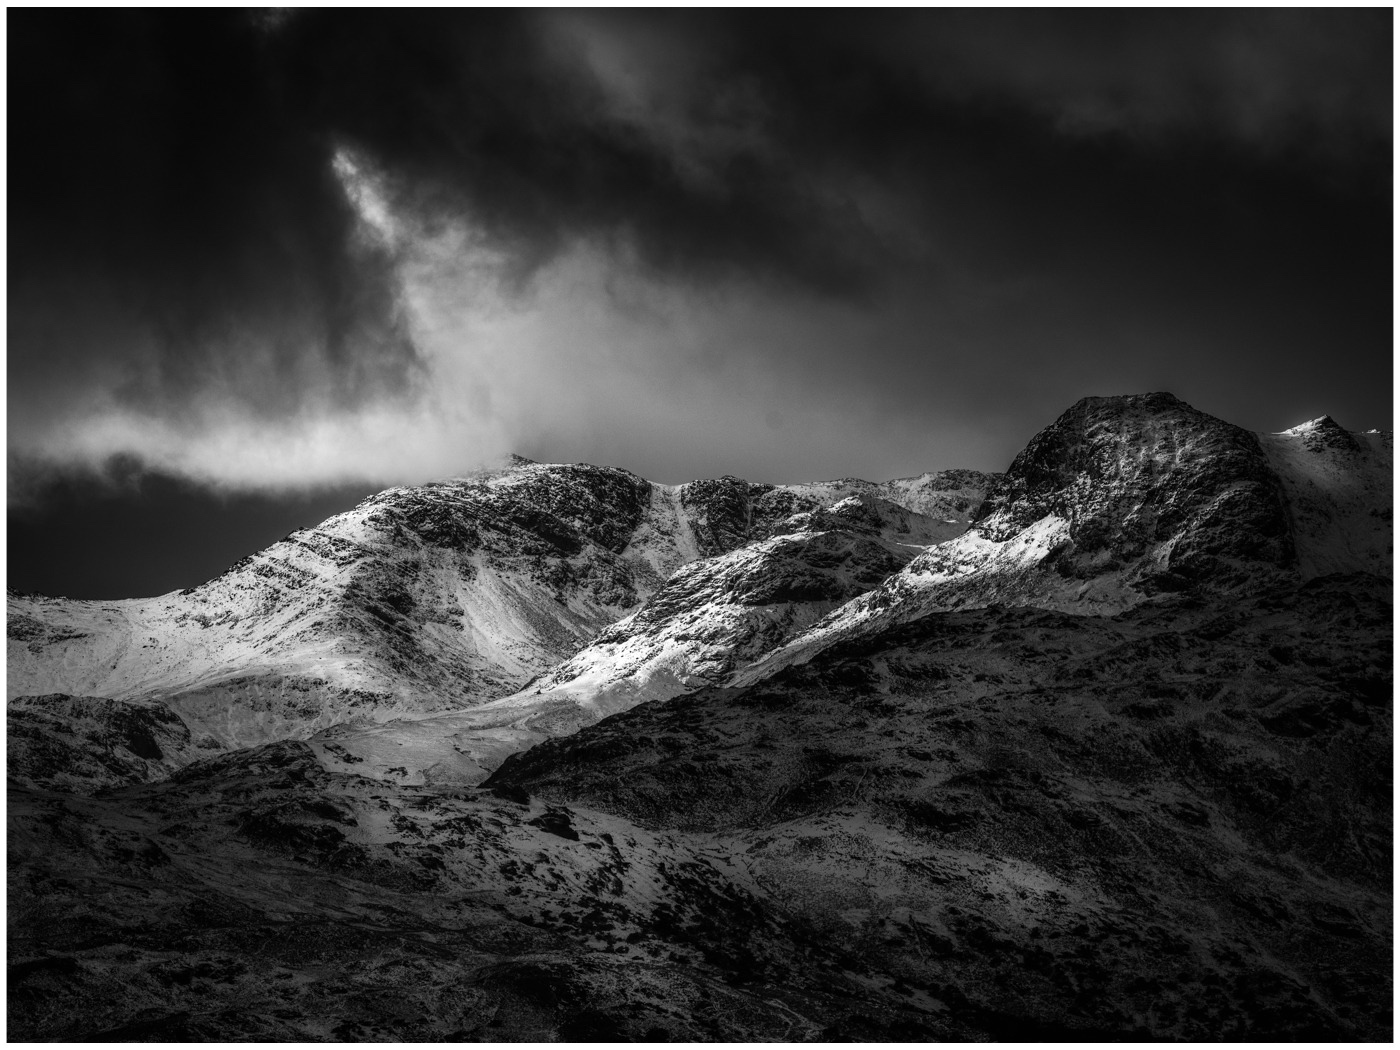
[972,392,1295,591]
[490,574,1393,1040]
[677,476,821,557]
[8,693,211,792]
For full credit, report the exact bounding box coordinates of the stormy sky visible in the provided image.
[8,9,1392,597]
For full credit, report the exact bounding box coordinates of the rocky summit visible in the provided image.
[8,394,1391,1040]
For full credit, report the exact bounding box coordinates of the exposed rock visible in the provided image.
[9,743,960,1041]
[739,394,1388,683]
[971,391,1294,589]
[309,495,951,786]
[8,694,209,792]
[490,574,1393,1040]
[9,462,995,752]
[6,393,1390,1041]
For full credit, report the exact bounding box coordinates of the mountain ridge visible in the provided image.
[8,462,999,757]
[9,394,1388,788]
[8,391,1391,1041]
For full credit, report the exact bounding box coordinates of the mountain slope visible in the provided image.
[490,573,1393,1040]
[308,494,957,785]
[8,462,998,753]
[7,391,1390,1042]
[510,496,939,719]
[12,743,934,1041]
[10,460,664,747]
[1258,416,1392,579]
[738,393,1389,685]
[7,694,211,793]
[15,573,1382,1040]
[307,394,1390,788]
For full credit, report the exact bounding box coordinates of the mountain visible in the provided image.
[308,493,958,786]
[488,572,1391,1039]
[1259,415,1393,578]
[474,394,1392,1038]
[737,392,1391,684]
[8,460,998,755]
[8,693,211,793]
[311,393,1392,789]
[8,393,1391,1040]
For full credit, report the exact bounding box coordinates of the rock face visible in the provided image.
[8,461,998,751]
[307,494,953,787]
[738,394,1389,683]
[7,393,1392,1041]
[677,471,994,557]
[971,392,1294,589]
[8,694,210,792]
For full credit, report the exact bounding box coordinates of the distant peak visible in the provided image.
[1276,414,1362,455]
[1279,415,1342,436]
[506,453,539,467]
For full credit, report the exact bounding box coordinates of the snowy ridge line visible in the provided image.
[8,457,999,760]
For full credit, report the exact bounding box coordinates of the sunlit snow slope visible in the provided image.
[310,493,962,785]
[9,459,997,749]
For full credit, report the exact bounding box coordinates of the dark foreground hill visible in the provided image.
[493,574,1392,1039]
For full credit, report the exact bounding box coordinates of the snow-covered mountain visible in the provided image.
[311,393,1391,787]
[514,495,940,719]
[9,392,1391,1041]
[737,393,1391,684]
[8,459,998,751]
[309,493,961,785]
[1259,414,1392,578]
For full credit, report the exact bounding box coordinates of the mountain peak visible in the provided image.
[971,392,1293,591]
[1281,414,1341,434]
[1277,414,1361,454]
[1070,390,1185,413]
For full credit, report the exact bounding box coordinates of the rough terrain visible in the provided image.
[8,461,997,751]
[8,394,1391,1040]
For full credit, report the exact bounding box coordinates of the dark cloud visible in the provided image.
[7,10,1391,595]
[9,10,421,424]
[269,10,899,297]
[283,9,1391,293]
[888,10,1391,155]
[10,9,1387,381]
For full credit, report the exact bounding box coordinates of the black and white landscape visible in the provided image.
[7,10,1392,1044]
[9,393,1393,1040]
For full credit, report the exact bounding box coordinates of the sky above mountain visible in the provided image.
[8,9,1393,597]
